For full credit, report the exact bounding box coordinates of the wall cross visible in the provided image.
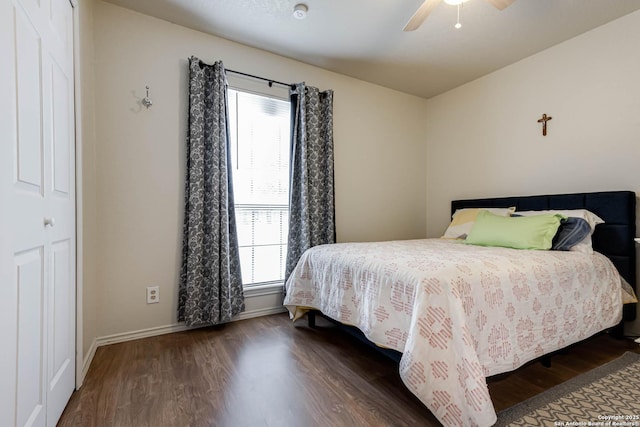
[537,113,552,136]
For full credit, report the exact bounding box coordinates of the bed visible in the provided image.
[283,191,637,427]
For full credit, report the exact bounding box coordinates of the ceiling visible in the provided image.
[102,0,640,99]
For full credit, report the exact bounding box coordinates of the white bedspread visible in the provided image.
[283,239,623,427]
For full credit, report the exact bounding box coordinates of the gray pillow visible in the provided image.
[552,217,591,251]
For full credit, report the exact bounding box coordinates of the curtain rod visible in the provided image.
[225,68,294,89]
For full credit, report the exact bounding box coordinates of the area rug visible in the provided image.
[495,352,640,426]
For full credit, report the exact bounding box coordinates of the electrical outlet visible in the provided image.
[146,286,159,304]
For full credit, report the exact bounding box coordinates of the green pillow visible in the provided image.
[465,210,565,250]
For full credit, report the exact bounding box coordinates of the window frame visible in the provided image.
[226,75,291,290]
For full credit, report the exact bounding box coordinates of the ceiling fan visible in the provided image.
[404,0,515,31]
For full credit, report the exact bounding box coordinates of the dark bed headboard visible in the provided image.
[451,191,636,321]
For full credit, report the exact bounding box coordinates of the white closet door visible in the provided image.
[44,0,76,424]
[0,0,76,426]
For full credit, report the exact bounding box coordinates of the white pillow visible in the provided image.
[515,209,604,254]
[442,207,516,239]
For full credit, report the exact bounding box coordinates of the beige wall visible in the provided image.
[424,10,640,333]
[90,1,427,338]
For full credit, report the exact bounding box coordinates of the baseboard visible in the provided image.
[94,305,287,348]
[96,322,192,347]
[79,337,98,387]
[233,305,287,321]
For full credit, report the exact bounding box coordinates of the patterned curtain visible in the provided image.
[178,57,244,327]
[285,83,335,284]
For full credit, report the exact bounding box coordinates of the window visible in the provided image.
[228,88,291,287]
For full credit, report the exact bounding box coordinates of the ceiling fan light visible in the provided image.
[444,0,469,5]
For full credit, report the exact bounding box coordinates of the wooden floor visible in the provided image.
[59,313,640,427]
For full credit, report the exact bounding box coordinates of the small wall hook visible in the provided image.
[142,85,153,109]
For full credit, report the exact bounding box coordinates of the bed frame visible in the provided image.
[307,190,636,361]
[452,190,636,321]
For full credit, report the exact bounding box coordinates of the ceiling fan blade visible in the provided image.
[403,0,442,32]
[484,0,515,10]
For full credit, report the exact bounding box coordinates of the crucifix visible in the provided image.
[537,113,552,136]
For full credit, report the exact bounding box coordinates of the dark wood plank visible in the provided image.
[59,313,640,427]
[488,332,640,412]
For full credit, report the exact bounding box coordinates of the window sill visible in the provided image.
[243,282,284,298]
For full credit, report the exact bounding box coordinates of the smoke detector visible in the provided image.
[293,4,308,19]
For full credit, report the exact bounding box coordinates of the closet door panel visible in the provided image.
[44,1,75,423]
[51,59,71,197]
[15,248,47,427]
[47,238,74,426]
[0,1,19,423]
[15,5,44,195]
[11,5,49,427]
[49,0,72,56]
